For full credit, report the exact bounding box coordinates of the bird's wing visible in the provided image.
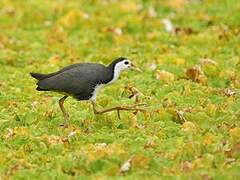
[37,64,111,97]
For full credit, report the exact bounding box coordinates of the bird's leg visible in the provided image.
[91,101,146,119]
[59,96,69,127]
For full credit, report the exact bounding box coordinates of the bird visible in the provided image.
[30,57,145,126]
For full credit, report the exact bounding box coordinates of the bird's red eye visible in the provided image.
[124,61,129,65]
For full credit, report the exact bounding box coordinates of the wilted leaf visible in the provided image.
[200,58,218,66]
[219,69,235,79]
[174,27,195,35]
[119,156,133,174]
[186,65,208,84]
[120,2,140,13]
[224,88,236,97]
[123,85,145,103]
[58,10,88,28]
[203,133,216,145]
[132,155,149,169]
[181,161,193,172]
[2,6,16,16]
[43,135,63,146]
[229,127,240,143]
[201,59,219,77]
[4,128,15,139]
[175,58,185,66]
[224,143,240,158]
[156,70,175,83]
[182,121,197,133]
[162,19,174,33]
[94,143,107,150]
[147,6,157,18]
[104,27,123,36]
[168,0,187,10]
[176,110,186,123]
[48,54,61,65]
[202,174,213,180]
[144,139,155,149]
[205,103,217,116]
[68,131,77,138]
[148,63,157,71]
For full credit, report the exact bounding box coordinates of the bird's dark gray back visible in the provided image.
[37,63,112,98]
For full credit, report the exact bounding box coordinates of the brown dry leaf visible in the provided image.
[47,26,68,44]
[144,139,155,149]
[156,70,175,83]
[186,65,201,81]
[86,143,125,164]
[67,131,77,138]
[5,128,15,139]
[31,101,38,109]
[182,121,197,133]
[174,27,195,35]
[175,58,185,66]
[203,133,216,145]
[120,2,139,13]
[233,78,240,89]
[225,143,240,158]
[44,109,55,118]
[192,158,205,169]
[5,164,21,176]
[11,127,29,137]
[229,127,240,143]
[205,103,217,116]
[186,65,208,84]
[94,143,107,150]
[43,135,63,146]
[181,161,193,172]
[2,6,16,16]
[132,155,149,169]
[58,10,88,28]
[147,6,157,18]
[176,110,186,123]
[123,85,145,103]
[148,62,157,70]
[48,54,61,65]
[223,158,236,166]
[224,88,236,97]
[147,31,159,40]
[44,20,52,27]
[168,0,188,10]
[81,119,91,127]
[162,19,174,33]
[200,58,218,66]
[219,69,235,79]
[119,156,133,174]
[202,174,213,180]
[114,34,134,45]
[104,27,123,36]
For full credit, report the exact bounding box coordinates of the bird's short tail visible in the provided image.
[30,72,48,81]
[36,86,48,91]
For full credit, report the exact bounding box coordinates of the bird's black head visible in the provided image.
[108,57,129,70]
[108,57,142,73]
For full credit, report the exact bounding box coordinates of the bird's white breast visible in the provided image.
[89,63,123,102]
[89,84,105,102]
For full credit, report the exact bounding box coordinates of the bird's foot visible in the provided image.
[93,103,147,119]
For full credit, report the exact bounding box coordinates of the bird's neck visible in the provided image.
[107,63,122,84]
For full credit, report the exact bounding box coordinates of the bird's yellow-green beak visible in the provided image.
[130,63,142,72]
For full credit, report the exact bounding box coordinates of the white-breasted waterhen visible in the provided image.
[30,57,145,126]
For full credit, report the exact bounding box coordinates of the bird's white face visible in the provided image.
[107,58,142,85]
[115,59,132,72]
